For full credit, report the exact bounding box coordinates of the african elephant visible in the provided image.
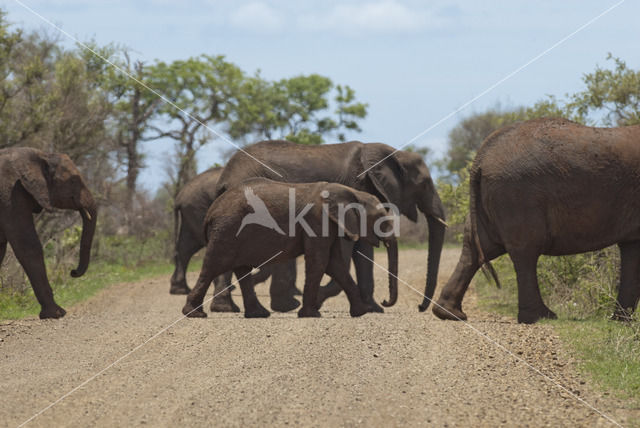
[214,140,446,312]
[182,179,398,318]
[434,118,640,324]
[170,167,300,312]
[0,147,97,319]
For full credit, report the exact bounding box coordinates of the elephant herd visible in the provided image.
[2,118,640,323]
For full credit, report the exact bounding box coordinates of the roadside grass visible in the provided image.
[0,249,203,321]
[475,254,640,406]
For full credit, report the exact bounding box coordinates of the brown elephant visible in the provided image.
[0,147,97,319]
[182,179,398,318]
[170,167,300,312]
[214,140,446,313]
[434,118,640,324]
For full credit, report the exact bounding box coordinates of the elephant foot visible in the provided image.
[182,302,207,318]
[349,302,370,318]
[432,300,467,321]
[366,299,384,313]
[39,304,66,319]
[271,295,300,312]
[611,307,634,322]
[316,281,343,309]
[170,284,191,295]
[210,298,241,313]
[517,306,557,324]
[245,305,270,318]
[298,306,321,318]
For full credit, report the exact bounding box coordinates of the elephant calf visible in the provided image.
[182,179,398,318]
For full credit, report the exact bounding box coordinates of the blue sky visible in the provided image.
[3,0,639,191]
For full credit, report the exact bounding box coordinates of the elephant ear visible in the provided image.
[361,144,418,221]
[14,151,57,211]
[325,185,362,241]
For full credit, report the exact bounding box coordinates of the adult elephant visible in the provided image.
[215,140,446,312]
[434,118,640,324]
[170,167,301,312]
[0,147,97,319]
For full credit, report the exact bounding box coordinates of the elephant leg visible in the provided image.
[210,271,240,313]
[433,239,480,321]
[510,251,556,324]
[183,247,224,318]
[0,239,6,266]
[353,241,384,313]
[316,239,353,309]
[235,266,270,318]
[170,233,202,295]
[325,240,370,317]
[269,259,300,312]
[434,217,505,321]
[298,245,331,318]
[612,241,640,321]
[5,219,65,319]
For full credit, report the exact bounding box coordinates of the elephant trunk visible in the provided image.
[418,190,446,312]
[381,236,398,307]
[71,189,97,278]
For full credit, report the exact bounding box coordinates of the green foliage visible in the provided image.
[567,54,640,126]
[436,162,471,242]
[555,319,640,402]
[229,73,368,145]
[443,100,574,175]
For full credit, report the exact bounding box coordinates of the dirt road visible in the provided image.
[0,248,633,427]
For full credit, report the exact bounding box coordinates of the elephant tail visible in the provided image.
[173,203,181,246]
[469,167,501,289]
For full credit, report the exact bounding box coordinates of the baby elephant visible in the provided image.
[182,178,398,318]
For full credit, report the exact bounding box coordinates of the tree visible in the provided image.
[228,73,368,146]
[104,54,161,221]
[567,54,640,126]
[444,100,567,175]
[146,55,244,197]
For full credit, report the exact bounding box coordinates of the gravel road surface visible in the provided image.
[0,248,634,427]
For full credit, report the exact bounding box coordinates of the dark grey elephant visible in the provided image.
[0,147,97,319]
[183,179,398,318]
[214,140,446,312]
[434,118,640,324]
[170,167,300,312]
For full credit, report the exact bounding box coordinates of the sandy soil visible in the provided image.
[0,248,635,427]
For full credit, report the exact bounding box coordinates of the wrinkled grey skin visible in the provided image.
[434,118,640,324]
[0,147,97,319]
[215,140,446,313]
[182,179,398,318]
[170,167,300,312]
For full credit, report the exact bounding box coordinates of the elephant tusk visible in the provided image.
[82,208,92,221]
[434,217,448,228]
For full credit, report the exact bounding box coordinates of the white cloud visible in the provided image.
[299,1,439,34]
[230,2,284,33]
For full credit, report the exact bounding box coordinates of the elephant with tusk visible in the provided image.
[0,147,97,319]
[214,140,446,313]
